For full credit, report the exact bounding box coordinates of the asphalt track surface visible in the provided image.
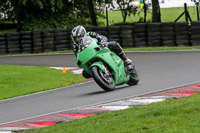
[0,51,200,125]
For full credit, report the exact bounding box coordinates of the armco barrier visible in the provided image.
[1,22,200,55]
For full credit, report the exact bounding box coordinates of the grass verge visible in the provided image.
[1,46,200,57]
[21,93,200,133]
[101,6,198,25]
[36,46,200,54]
[0,65,85,100]
[123,46,200,51]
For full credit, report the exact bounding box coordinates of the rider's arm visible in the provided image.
[87,32,108,43]
[72,43,78,57]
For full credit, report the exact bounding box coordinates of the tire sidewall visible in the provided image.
[91,66,115,91]
[127,68,139,86]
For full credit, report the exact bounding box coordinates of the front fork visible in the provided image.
[91,61,106,73]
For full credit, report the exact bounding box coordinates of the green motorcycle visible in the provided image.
[76,36,139,91]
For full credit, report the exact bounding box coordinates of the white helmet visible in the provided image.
[71,25,86,44]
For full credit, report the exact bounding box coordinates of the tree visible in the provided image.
[97,0,114,9]
[0,0,96,30]
[0,0,15,22]
[191,0,200,20]
[11,1,25,31]
[1,0,111,30]
[191,0,200,3]
[116,0,137,23]
[151,0,161,22]
[88,0,98,26]
[0,0,27,30]
[0,0,71,30]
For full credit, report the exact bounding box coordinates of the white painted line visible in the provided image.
[49,67,83,74]
[96,106,130,111]
[72,69,83,74]
[50,67,77,70]
[0,131,12,133]
[128,97,166,105]
[0,127,30,132]
[85,96,167,111]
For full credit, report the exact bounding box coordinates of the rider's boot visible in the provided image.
[118,52,134,71]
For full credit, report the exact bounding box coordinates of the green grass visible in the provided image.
[22,46,200,54]
[100,6,198,25]
[21,93,200,133]
[1,46,200,57]
[0,65,85,100]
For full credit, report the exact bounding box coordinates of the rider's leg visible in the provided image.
[107,41,134,70]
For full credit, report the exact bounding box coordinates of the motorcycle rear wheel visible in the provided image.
[91,66,115,91]
[127,67,139,86]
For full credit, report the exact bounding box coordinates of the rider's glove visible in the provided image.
[89,32,97,37]
[99,42,108,47]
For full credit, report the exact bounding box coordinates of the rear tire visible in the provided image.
[127,67,139,86]
[91,66,115,91]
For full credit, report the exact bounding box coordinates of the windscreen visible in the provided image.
[79,36,93,46]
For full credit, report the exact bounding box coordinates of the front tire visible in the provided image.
[91,66,115,91]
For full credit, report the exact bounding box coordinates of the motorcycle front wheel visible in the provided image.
[91,66,115,91]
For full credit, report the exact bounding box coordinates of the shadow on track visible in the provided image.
[83,85,129,96]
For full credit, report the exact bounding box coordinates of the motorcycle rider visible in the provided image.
[71,25,134,78]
